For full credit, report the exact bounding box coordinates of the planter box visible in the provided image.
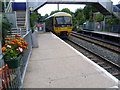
[4,55,22,69]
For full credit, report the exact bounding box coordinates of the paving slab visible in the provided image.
[23,32,118,88]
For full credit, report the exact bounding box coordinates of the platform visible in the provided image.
[92,31,120,38]
[23,32,118,88]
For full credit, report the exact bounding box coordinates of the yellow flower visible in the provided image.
[20,38,24,41]
[17,42,22,46]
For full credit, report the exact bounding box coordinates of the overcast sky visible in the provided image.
[15,0,119,16]
[37,0,119,16]
[38,4,85,16]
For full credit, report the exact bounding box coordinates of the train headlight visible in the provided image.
[57,27,60,30]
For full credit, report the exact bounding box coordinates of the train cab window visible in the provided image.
[64,16,71,24]
[55,16,71,25]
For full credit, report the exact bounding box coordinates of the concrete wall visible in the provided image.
[6,12,17,28]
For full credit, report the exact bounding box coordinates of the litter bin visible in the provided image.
[32,30,39,48]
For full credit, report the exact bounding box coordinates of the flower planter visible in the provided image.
[4,55,22,69]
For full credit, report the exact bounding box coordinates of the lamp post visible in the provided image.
[57,4,59,11]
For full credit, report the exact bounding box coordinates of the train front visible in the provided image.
[54,15,73,38]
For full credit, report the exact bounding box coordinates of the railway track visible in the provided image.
[71,31,120,54]
[63,33,120,80]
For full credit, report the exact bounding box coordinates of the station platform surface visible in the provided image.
[23,32,118,88]
[92,31,120,37]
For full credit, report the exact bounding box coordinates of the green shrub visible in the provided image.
[2,15,12,46]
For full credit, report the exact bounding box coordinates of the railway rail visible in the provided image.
[63,32,120,80]
[71,31,120,54]
[77,30,120,47]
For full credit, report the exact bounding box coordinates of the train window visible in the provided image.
[55,16,71,25]
[56,16,64,24]
[64,16,71,24]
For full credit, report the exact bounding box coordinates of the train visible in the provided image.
[45,12,73,38]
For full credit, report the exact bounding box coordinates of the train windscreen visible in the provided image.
[55,16,72,25]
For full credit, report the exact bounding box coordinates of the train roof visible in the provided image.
[52,12,71,16]
[45,12,71,20]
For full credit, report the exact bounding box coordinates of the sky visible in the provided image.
[38,4,85,16]
[15,0,119,16]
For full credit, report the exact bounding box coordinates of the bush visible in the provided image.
[2,15,12,46]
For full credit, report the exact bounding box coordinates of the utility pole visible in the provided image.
[57,4,59,11]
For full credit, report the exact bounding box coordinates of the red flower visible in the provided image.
[15,34,21,37]
[10,42,15,45]
[2,47,6,52]
[5,38,11,40]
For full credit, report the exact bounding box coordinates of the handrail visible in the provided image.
[113,5,120,20]
[5,1,12,13]
[25,9,29,33]
[15,11,18,28]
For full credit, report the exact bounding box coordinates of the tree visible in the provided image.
[106,18,119,25]
[95,13,104,22]
[83,5,98,20]
[42,14,49,19]
[2,15,12,46]
[76,11,86,25]
[89,10,94,22]
[50,10,60,15]
[74,8,82,17]
[30,11,39,32]
[61,8,73,14]
[38,13,42,21]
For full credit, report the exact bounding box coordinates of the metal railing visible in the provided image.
[113,5,120,20]
[5,1,12,13]
[0,31,32,89]
[82,22,120,33]
[7,28,27,38]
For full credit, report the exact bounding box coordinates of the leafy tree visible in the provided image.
[83,5,98,20]
[50,10,60,15]
[74,8,82,17]
[2,15,12,46]
[89,10,94,22]
[30,11,39,32]
[72,16,77,31]
[61,8,73,14]
[76,11,86,25]
[1,2,9,12]
[38,13,42,21]
[95,13,104,22]
[106,18,119,25]
[44,14,49,19]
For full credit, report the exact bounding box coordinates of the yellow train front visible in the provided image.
[45,12,73,38]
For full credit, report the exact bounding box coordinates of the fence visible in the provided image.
[82,22,120,33]
[0,31,32,89]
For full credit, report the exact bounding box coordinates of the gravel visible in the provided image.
[68,36,120,67]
